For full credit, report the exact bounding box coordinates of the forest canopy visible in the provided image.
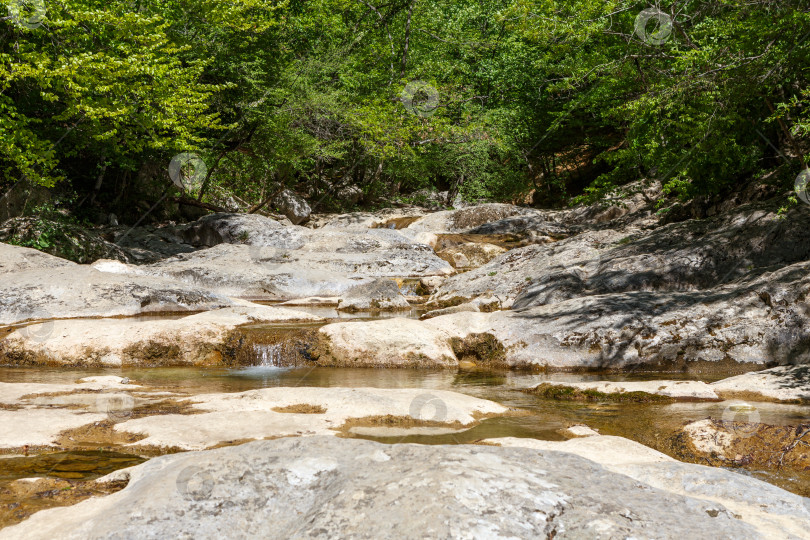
[2,0,809,219]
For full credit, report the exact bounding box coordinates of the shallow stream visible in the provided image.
[2,363,808,495]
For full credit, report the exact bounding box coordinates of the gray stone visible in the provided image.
[272,188,311,225]
[3,436,802,539]
[0,264,234,325]
[337,278,411,312]
[0,242,75,275]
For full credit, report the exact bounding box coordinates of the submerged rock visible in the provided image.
[529,380,720,401]
[4,436,807,539]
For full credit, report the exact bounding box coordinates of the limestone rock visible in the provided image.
[0,242,75,275]
[110,387,507,450]
[0,305,319,367]
[0,265,234,325]
[272,189,311,225]
[336,279,410,312]
[4,437,806,539]
[436,242,506,269]
[491,435,810,539]
[711,366,810,402]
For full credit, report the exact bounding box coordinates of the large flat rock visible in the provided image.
[112,387,506,450]
[97,228,452,299]
[0,242,76,275]
[0,305,319,366]
[315,265,810,369]
[711,365,810,402]
[490,436,810,539]
[3,436,808,539]
[0,265,235,325]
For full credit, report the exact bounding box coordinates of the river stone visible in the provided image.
[272,188,311,225]
[1,436,794,539]
[172,212,292,247]
[404,203,543,234]
[0,265,235,325]
[435,242,506,269]
[0,305,319,367]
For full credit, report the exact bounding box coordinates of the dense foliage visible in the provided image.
[2,0,809,219]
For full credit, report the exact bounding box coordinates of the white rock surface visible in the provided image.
[1,305,320,366]
[711,365,810,402]
[113,387,508,450]
[4,436,808,539]
[490,436,810,539]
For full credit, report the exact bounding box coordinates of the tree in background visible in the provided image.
[1,0,808,221]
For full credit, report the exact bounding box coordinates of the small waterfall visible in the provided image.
[253,343,284,367]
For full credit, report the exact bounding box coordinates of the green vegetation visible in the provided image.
[529,383,674,403]
[2,0,809,220]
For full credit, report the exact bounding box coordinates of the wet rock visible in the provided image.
[0,377,137,448]
[3,436,802,539]
[272,189,311,225]
[679,417,810,479]
[0,305,319,367]
[419,302,479,320]
[529,380,720,401]
[336,279,410,312]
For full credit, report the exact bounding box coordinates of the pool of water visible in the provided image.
[2,365,808,495]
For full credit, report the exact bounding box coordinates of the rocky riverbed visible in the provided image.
[1,192,809,536]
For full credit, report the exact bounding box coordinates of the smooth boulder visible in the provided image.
[3,436,807,539]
